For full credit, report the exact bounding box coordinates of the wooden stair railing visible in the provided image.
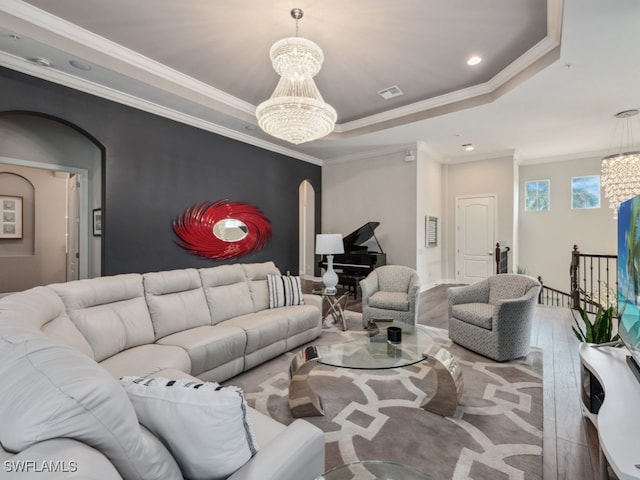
[537,276,572,308]
[570,245,617,313]
[537,245,617,314]
[495,242,510,274]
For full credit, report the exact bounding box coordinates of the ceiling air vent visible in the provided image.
[377,85,404,100]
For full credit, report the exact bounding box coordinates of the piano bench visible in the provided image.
[338,274,365,299]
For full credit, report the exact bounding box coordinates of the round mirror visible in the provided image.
[212,218,249,242]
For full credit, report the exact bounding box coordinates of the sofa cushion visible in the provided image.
[99,343,192,379]
[0,287,94,359]
[120,376,258,480]
[242,261,281,311]
[267,275,304,308]
[451,303,496,330]
[49,274,155,362]
[200,265,254,324]
[0,328,182,480]
[225,310,289,355]
[156,324,246,378]
[368,291,410,311]
[143,268,212,339]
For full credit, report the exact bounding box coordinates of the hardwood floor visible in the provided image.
[421,285,602,480]
[306,280,601,478]
[530,303,600,479]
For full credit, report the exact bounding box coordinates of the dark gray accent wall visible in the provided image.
[0,67,321,276]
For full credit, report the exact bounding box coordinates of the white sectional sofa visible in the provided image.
[0,261,325,480]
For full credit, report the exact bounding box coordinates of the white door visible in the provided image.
[66,174,80,281]
[456,195,496,284]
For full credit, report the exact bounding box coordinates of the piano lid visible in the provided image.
[342,222,384,253]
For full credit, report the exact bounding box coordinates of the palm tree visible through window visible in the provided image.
[525,180,550,211]
[572,175,600,209]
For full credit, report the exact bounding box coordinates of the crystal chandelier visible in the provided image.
[256,8,337,145]
[601,109,640,219]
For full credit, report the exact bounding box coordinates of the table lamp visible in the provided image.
[315,233,344,294]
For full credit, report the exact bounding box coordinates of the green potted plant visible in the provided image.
[572,304,620,344]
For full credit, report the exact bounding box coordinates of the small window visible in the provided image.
[524,180,550,212]
[572,175,600,209]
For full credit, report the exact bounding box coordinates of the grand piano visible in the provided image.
[318,221,387,297]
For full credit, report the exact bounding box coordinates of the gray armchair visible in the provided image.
[448,274,541,361]
[360,265,421,329]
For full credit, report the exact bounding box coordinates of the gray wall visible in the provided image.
[0,67,321,277]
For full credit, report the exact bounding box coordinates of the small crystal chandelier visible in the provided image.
[256,8,337,145]
[601,109,640,219]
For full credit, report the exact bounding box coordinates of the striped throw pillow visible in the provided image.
[120,376,258,480]
[267,274,304,308]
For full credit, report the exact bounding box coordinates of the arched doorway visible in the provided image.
[299,180,315,278]
[0,113,103,293]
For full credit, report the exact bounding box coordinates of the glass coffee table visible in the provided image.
[289,320,463,418]
[317,461,435,480]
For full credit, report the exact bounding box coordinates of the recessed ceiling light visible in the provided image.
[69,59,91,71]
[467,56,482,66]
[462,143,474,151]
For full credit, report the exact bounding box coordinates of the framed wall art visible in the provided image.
[93,208,102,236]
[0,195,23,239]
[426,215,438,248]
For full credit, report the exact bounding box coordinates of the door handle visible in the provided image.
[488,252,493,256]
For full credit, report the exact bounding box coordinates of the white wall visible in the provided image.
[0,165,67,292]
[322,147,615,294]
[416,142,443,288]
[322,150,417,270]
[519,156,616,292]
[444,156,516,281]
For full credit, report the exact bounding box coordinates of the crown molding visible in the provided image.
[0,0,256,115]
[1,0,564,140]
[0,0,564,162]
[0,51,323,166]
[323,143,418,165]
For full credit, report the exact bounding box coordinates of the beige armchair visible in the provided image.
[360,265,421,329]
[448,274,541,361]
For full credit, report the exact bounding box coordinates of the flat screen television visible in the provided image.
[617,194,640,381]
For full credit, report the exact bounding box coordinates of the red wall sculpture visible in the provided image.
[173,200,272,260]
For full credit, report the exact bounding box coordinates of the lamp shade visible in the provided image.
[315,234,344,255]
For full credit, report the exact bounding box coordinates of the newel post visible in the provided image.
[570,244,580,309]
[537,275,544,304]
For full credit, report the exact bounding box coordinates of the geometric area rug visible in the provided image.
[225,311,543,480]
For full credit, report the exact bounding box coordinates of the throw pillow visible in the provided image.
[120,376,258,480]
[267,274,304,308]
[0,328,182,480]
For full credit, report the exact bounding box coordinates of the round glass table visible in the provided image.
[288,321,463,418]
[316,460,435,480]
